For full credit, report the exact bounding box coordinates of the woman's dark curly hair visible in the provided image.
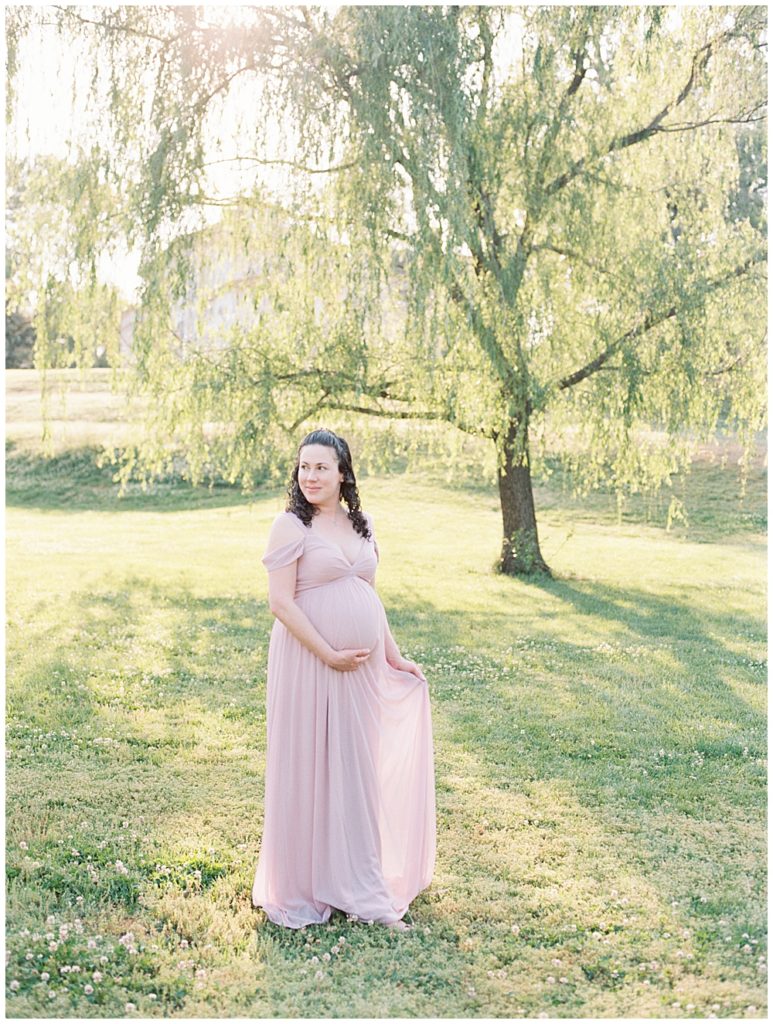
[286,428,372,540]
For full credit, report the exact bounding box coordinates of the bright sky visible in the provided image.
[7,6,295,302]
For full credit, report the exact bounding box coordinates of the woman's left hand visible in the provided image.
[390,656,427,683]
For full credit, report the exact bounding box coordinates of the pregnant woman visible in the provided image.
[251,428,436,930]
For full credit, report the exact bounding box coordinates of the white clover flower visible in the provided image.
[10,980,20,991]
[315,969,324,981]
[19,841,28,850]
[92,971,102,982]
[49,941,58,951]
[25,952,34,961]
[322,952,331,962]
[84,984,94,995]
[40,972,50,981]
[125,1002,136,1012]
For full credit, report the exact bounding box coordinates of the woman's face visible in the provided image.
[298,444,344,506]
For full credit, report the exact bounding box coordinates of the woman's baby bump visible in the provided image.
[297,577,382,654]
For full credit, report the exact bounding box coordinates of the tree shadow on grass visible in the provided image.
[7,564,766,1012]
[386,574,765,807]
[389,580,766,986]
[10,562,764,813]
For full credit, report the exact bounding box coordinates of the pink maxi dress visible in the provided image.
[251,510,437,928]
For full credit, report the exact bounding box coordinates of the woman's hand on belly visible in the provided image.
[326,647,373,672]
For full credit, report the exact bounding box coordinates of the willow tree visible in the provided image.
[7,5,767,574]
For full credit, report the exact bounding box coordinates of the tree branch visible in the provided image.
[52,6,172,45]
[324,401,441,421]
[531,242,628,284]
[288,388,331,433]
[564,27,590,99]
[544,23,754,198]
[202,156,356,175]
[324,400,493,439]
[557,252,766,390]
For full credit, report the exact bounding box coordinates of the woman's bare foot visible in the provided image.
[385,919,412,931]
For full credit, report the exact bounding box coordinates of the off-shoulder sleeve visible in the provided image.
[261,514,306,572]
[261,537,304,572]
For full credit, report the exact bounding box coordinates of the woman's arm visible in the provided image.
[366,513,427,683]
[382,611,427,682]
[382,617,402,666]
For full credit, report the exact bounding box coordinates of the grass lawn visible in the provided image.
[4,372,767,1018]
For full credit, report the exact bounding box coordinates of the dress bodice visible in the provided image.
[262,511,378,593]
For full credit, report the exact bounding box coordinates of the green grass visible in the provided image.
[5,372,768,1018]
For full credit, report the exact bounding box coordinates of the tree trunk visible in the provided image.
[496,418,552,576]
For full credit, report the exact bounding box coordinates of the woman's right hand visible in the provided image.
[327,647,372,671]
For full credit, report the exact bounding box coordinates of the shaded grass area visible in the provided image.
[5,452,767,1018]
[6,434,767,545]
[4,443,254,514]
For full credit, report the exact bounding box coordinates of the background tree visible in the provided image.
[5,307,36,368]
[7,5,767,574]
